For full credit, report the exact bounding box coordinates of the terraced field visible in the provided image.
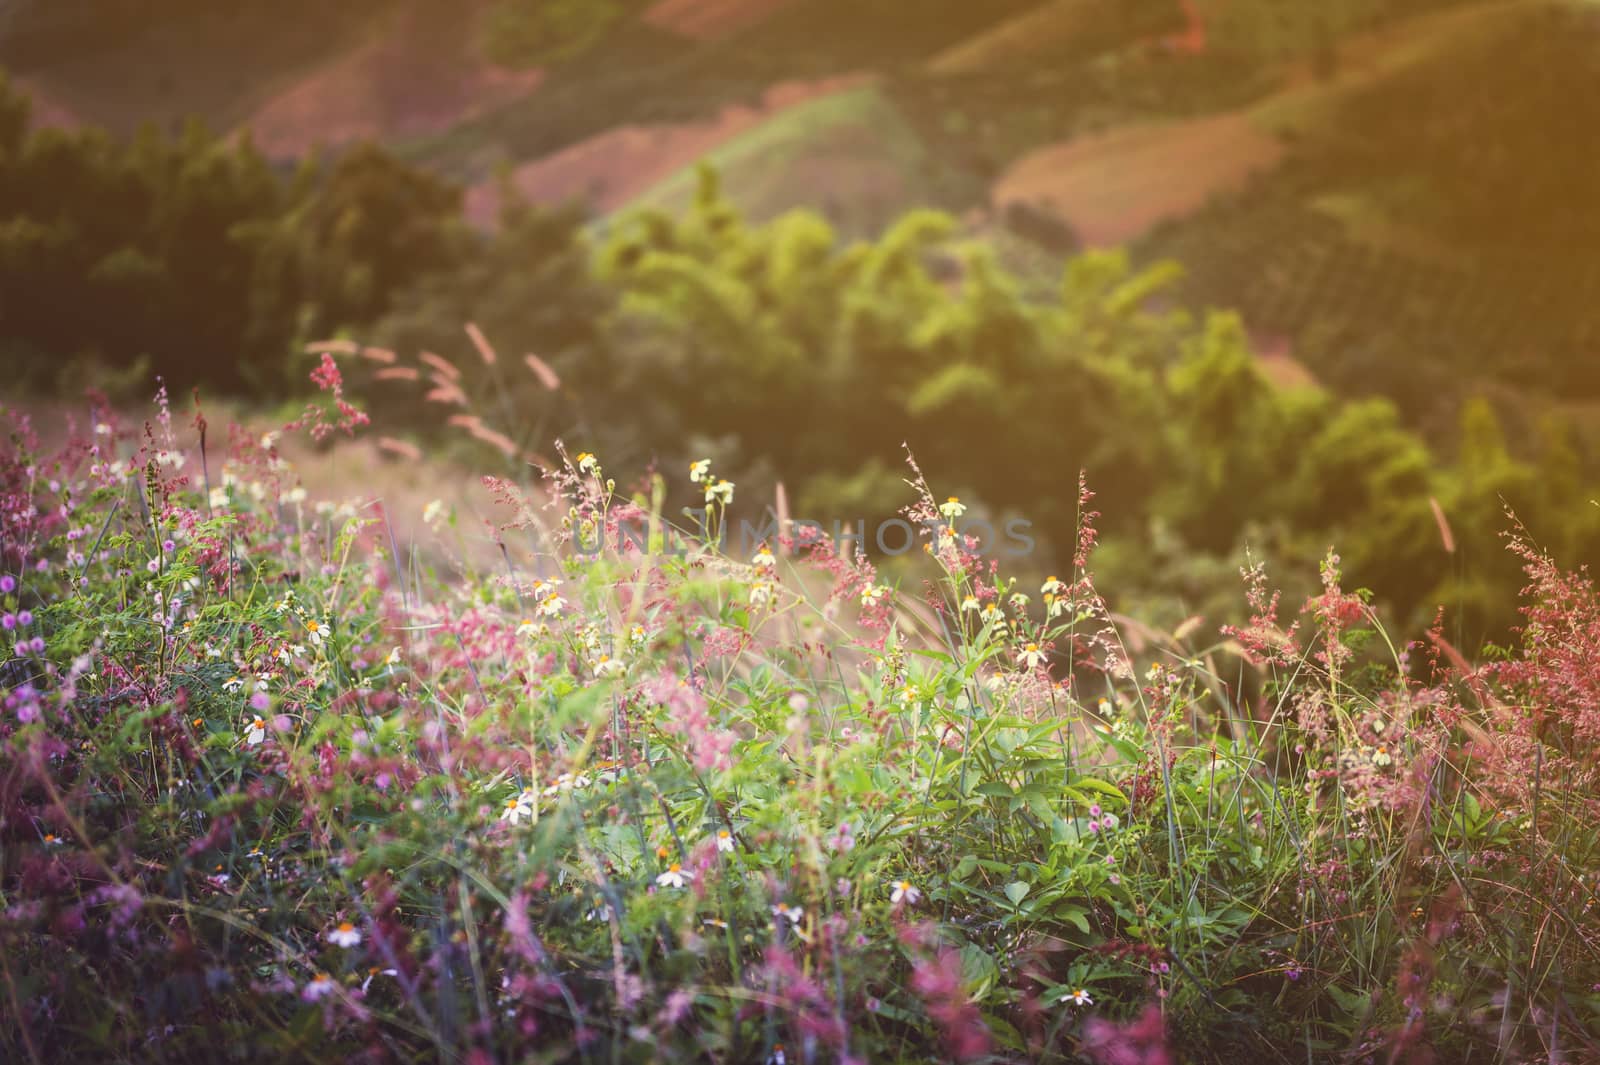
[630,84,936,234]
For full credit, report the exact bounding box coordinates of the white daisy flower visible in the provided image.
[303,618,326,647]
[327,921,362,948]
[422,499,447,526]
[705,479,734,506]
[244,716,266,746]
[753,545,776,571]
[361,967,398,992]
[576,452,600,474]
[537,592,566,618]
[860,584,888,609]
[939,496,966,519]
[501,790,535,825]
[542,772,591,797]
[689,459,711,484]
[1041,575,1066,596]
[302,973,336,1001]
[656,863,693,889]
[751,582,774,607]
[771,903,804,924]
[890,880,921,905]
[1069,987,1093,1006]
[715,829,735,854]
[961,595,980,612]
[1018,643,1046,670]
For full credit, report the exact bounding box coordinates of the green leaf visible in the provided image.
[1071,778,1129,804]
[1055,905,1091,934]
[1005,881,1030,906]
[958,944,999,1001]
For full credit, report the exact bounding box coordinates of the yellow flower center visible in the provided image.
[338,922,354,934]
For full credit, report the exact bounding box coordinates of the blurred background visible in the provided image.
[1,0,1597,643]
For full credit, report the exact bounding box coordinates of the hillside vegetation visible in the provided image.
[4,3,1600,1060]
[3,389,1599,1062]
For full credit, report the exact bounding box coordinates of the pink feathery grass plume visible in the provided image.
[425,376,469,407]
[377,437,423,462]
[522,353,561,391]
[465,322,498,366]
[447,415,518,460]
[418,351,462,382]
[303,339,359,356]
[1428,496,1456,554]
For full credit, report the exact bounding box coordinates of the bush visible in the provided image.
[3,386,1598,1062]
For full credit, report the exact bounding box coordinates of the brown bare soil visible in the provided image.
[641,0,801,41]
[991,111,1284,248]
[238,3,543,159]
[464,74,871,225]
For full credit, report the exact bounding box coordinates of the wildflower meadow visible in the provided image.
[3,360,1599,1064]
